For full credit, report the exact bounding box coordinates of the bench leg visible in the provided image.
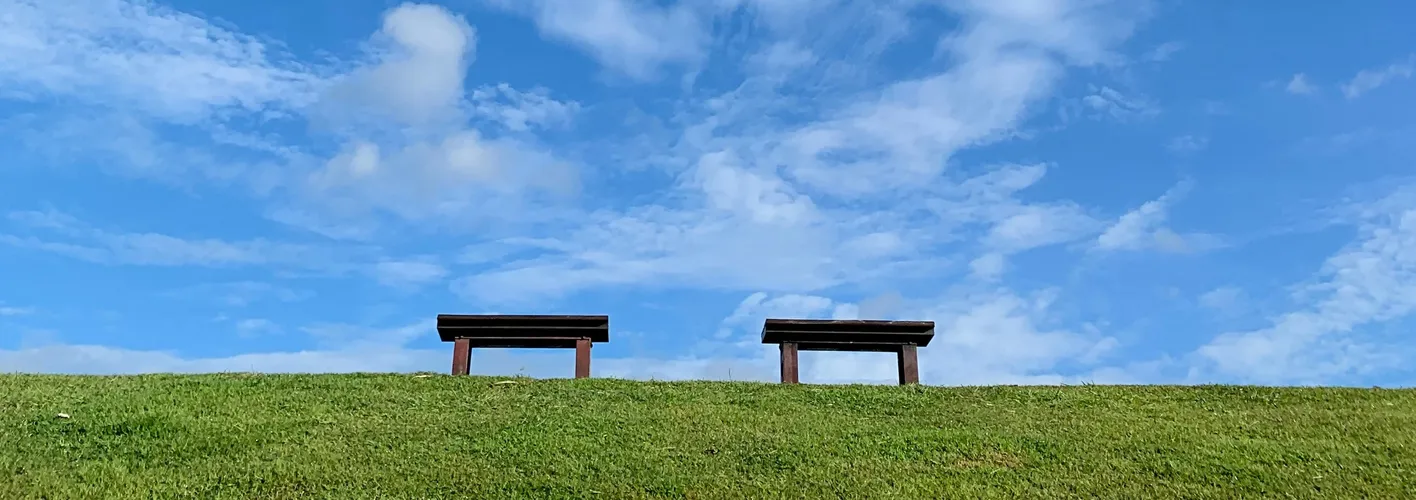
[451,338,471,376]
[897,344,919,385]
[574,338,592,379]
[780,342,799,384]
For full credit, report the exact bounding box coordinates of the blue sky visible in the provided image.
[1,0,1414,386]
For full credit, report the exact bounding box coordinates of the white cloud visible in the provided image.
[0,343,444,375]
[0,0,1177,386]
[1079,86,1158,121]
[946,0,1148,66]
[0,0,323,122]
[482,0,710,80]
[718,288,1122,385]
[6,112,288,190]
[1195,188,1416,384]
[7,0,1154,306]
[0,315,759,379]
[3,210,442,291]
[0,230,318,268]
[0,341,774,381]
[984,203,1099,252]
[2,209,347,269]
[471,83,580,132]
[1144,41,1183,62]
[781,56,1062,196]
[693,151,817,225]
[969,253,1007,280]
[1285,73,1316,95]
[664,0,1151,201]
[301,132,577,222]
[914,289,1118,385]
[1341,56,1414,99]
[448,206,906,304]
[293,4,580,231]
[745,41,818,80]
[1198,286,1245,314]
[0,1,580,238]
[716,292,844,339]
[234,318,280,336]
[1095,182,1222,254]
[314,3,475,129]
[729,0,914,79]
[6,209,78,230]
[451,0,1153,304]
[0,306,34,316]
[0,321,432,374]
[1,288,1124,386]
[856,291,904,319]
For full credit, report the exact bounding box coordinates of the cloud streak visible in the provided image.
[1341,56,1413,98]
[1196,187,1416,384]
[0,0,323,121]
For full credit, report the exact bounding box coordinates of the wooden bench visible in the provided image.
[437,314,610,378]
[760,318,935,385]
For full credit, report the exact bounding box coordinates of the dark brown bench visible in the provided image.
[437,314,610,378]
[760,318,935,385]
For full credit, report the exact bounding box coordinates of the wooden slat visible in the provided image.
[444,336,592,349]
[437,314,608,327]
[795,341,921,353]
[761,318,934,347]
[765,319,934,331]
[436,314,610,343]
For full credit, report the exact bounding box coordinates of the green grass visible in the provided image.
[2,375,1414,499]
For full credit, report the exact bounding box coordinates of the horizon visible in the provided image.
[1,0,1414,387]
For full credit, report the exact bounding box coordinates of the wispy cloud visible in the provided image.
[1,209,452,292]
[1144,41,1184,62]
[1195,187,1416,384]
[480,0,711,80]
[0,286,1124,385]
[446,0,1153,303]
[292,4,582,231]
[1341,56,1414,98]
[1079,86,1159,121]
[2,209,345,269]
[470,83,580,132]
[164,282,313,307]
[17,0,1409,388]
[0,0,324,122]
[0,305,35,316]
[3,2,589,238]
[234,318,281,337]
[311,3,475,130]
[1198,286,1246,315]
[1094,182,1223,254]
[1285,73,1317,95]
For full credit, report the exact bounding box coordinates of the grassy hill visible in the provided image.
[2,374,1413,499]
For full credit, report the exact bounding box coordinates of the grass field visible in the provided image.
[2,374,1414,499]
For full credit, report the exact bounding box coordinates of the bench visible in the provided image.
[436,314,610,378]
[760,318,935,385]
